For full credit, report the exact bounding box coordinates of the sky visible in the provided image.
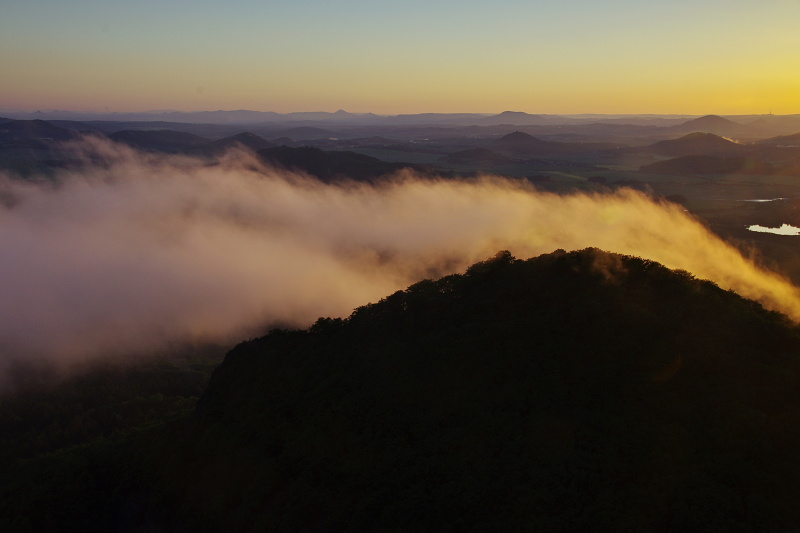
[2,0,800,115]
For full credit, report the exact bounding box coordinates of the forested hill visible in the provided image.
[5,248,800,531]
[164,248,800,531]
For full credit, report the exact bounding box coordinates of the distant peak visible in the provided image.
[688,115,738,125]
[681,132,727,139]
[500,130,536,140]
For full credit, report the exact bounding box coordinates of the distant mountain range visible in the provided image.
[3,109,800,133]
[634,131,800,175]
[5,115,800,180]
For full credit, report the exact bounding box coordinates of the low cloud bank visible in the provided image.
[1,138,799,376]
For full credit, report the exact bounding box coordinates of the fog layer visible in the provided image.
[2,138,799,369]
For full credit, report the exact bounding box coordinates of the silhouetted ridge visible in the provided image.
[205,131,274,153]
[672,115,747,136]
[0,119,81,144]
[498,130,547,145]
[494,130,610,155]
[257,145,420,182]
[757,131,800,146]
[648,132,742,156]
[686,114,739,127]
[493,130,566,155]
[478,111,548,125]
[166,248,800,532]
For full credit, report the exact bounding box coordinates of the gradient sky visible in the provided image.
[2,0,800,115]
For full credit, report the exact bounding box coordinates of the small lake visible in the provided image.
[742,198,785,203]
[747,224,800,236]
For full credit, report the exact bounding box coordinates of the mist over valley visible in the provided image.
[7,0,800,527]
[3,111,800,531]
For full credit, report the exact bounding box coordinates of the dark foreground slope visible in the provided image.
[158,249,800,531]
[4,249,800,532]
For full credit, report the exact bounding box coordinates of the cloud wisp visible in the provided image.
[1,137,799,375]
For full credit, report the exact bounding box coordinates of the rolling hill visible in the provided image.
[5,249,800,531]
[494,130,613,156]
[0,119,82,145]
[204,132,275,153]
[477,111,550,126]
[756,132,800,147]
[493,130,580,156]
[174,249,800,531]
[670,115,750,137]
[647,132,743,156]
[257,145,422,182]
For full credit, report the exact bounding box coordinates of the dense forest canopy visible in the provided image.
[5,248,800,531]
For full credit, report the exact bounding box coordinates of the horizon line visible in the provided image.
[1,108,795,118]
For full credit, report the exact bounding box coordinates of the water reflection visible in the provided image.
[742,198,785,203]
[748,224,800,236]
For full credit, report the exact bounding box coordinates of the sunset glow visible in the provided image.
[3,0,800,114]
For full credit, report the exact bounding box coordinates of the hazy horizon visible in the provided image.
[0,107,785,118]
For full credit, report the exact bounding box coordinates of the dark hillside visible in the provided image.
[494,130,613,156]
[257,145,422,182]
[671,115,748,137]
[4,249,800,531]
[0,348,224,532]
[147,249,800,532]
[204,132,275,153]
[0,119,81,144]
[647,132,743,156]
[494,130,575,156]
[757,132,800,147]
[0,119,93,177]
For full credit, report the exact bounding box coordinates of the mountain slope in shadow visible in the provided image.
[149,248,800,532]
[4,249,800,532]
[257,145,424,182]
